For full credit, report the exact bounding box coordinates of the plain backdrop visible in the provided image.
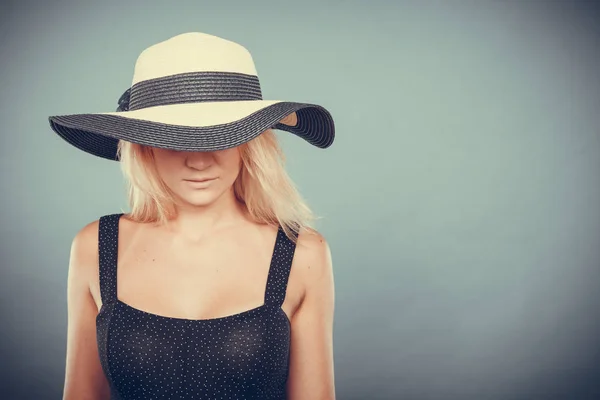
[1,0,599,399]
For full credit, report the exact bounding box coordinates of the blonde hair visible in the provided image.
[116,129,321,243]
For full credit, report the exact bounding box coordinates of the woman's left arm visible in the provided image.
[286,230,336,400]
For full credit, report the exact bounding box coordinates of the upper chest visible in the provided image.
[90,218,305,320]
[119,226,273,288]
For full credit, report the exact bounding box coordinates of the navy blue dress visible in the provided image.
[96,213,297,399]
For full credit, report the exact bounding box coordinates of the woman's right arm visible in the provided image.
[63,220,111,400]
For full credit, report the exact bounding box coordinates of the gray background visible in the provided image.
[1,0,599,399]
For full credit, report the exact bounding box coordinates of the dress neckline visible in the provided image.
[97,298,291,325]
[115,298,273,323]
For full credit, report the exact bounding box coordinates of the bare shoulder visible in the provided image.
[69,214,133,307]
[70,213,130,266]
[69,218,101,284]
[73,218,100,244]
[293,226,334,289]
[69,214,125,306]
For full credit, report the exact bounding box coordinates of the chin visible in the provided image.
[183,190,219,201]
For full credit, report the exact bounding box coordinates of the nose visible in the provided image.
[184,150,214,169]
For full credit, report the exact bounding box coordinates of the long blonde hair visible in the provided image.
[116,128,321,243]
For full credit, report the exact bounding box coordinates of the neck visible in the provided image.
[163,189,250,242]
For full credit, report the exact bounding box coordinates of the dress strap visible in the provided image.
[98,213,123,305]
[264,225,298,308]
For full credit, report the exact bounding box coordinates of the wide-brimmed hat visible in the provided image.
[47,32,335,161]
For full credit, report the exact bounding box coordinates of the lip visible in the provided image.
[184,178,217,183]
[184,178,217,188]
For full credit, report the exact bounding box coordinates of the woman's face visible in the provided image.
[151,146,242,207]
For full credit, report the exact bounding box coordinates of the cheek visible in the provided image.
[218,150,242,175]
[153,154,184,183]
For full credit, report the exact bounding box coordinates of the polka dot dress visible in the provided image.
[96,213,296,399]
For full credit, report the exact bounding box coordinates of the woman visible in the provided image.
[50,32,336,399]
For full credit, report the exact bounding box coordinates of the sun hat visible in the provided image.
[47,32,335,161]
